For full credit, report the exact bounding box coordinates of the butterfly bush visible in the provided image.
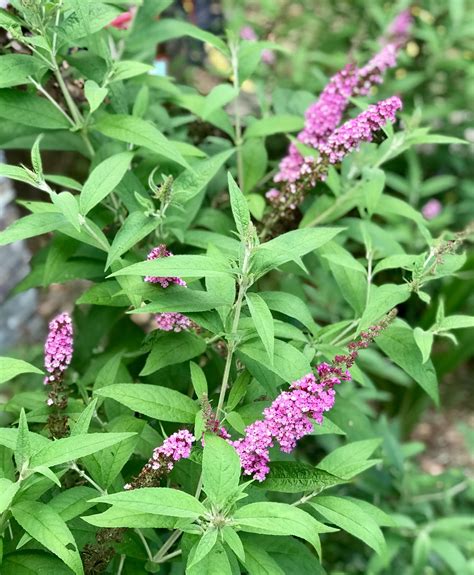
[273,10,411,187]
[232,312,396,481]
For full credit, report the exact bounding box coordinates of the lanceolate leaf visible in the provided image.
[0,357,43,384]
[110,255,233,279]
[310,496,386,555]
[258,462,344,493]
[246,293,275,362]
[93,114,190,169]
[227,172,250,237]
[140,332,207,376]
[29,432,137,468]
[11,501,84,575]
[95,384,198,423]
[0,212,66,246]
[91,487,207,518]
[0,89,71,129]
[79,152,133,215]
[202,434,241,505]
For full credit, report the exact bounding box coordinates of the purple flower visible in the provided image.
[155,312,193,332]
[144,244,187,288]
[422,199,442,220]
[387,9,412,46]
[261,48,275,65]
[317,96,403,165]
[43,312,73,385]
[240,26,258,41]
[124,429,195,489]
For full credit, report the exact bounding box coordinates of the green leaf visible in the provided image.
[246,293,274,363]
[0,212,65,246]
[413,327,433,364]
[0,55,45,88]
[106,211,158,269]
[376,326,439,404]
[29,432,136,468]
[0,357,42,384]
[70,398,98,436]
[234,502,334,556]
[141,332,207,376]
[1,552,73,574]
[111,255,233,279]
[238,339,312,385]
[15,409,31,472]
[0,478,20,514]
[131,287,230,314]
[93,114,189,169]
[0,163,36,185]
[92,487,206,519]
[51,191,81,231]
[190,362,208,397]
[82,506,177,529]
[111,61,153,82]
[202,84,238,119]
[84,80,108,113]
[317,438,381,480]
[188,528,218,568]
[409,133,467,145]
[227,172,250,237]
[11,501,84,575]
[222,526,245,562]
[95,384,198,423]
[187,542,233,575]
[258,461,344,493]
[79,152,133,215]
[310,496,385,554]
[172,149,235,203]
[0,89,71,129]
[202,434,241,505]
[253,227,343,276]
[438,315,474,331]
[358,284,411,332]
[259,291,317,335]
[146,18,229,56]
[242,540,285,575]
[362,167,385,216]
[245,115,304,139]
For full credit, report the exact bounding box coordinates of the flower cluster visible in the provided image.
[317,96,403,165]
[154,312,193,333]
[271,9,411,216]
[44,312,73,386]
[144,244,187,287]
[231,310,397,481]
[124,429,195,490]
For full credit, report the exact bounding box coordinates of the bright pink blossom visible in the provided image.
[155,312,193,332]
[109,10,134,30]
[43,312,73,385]
[422,199,442,220]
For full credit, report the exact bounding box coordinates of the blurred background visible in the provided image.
[1,1,473,572]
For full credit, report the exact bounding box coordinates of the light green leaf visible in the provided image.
[413,327,433,364]
[376,326,439,404]
[106,211,158,269]
[141,332,207,376]
[12,501,84,575]
[0,89,71,129]
[91,487,206,519]
[0,212,65,246]
[259,291,317,335]
[84,80,108,113]
[83,506,177,529]
[245,115,304,139]
[110,255,233,279]
[93,114,189,169]
[70,398,98,436]
[202,434,241,505]
[111,61,153,83]
[0,54,45,88]
[202,84,237,119]
[172,149,235,203]
[80,152,133,215]
[362,167,385,216]
[228,172,250,237]
[95,383,198,423]
[246,293,274,363]
[187,542,233,575]
[253,227,343,276]
[0,478,20,514]
[222,526,245,562]
[15,409,31,472]
[51,191,81,231]
[131,287,230,314]
[310,496,385,554]
[358,284,411,332]
[317,438,381,480]
[30,432,136,468]
[0,357,42,384]
[438,315,474,331]
[242,540,285,575]
[234,502,334,556]
[190,362,208,397]
[188,528,218,568]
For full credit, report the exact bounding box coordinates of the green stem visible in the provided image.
[53,67,83,127]
[230,42,244,190]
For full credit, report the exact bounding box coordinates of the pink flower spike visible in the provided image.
[422,199,442,220]
[43,312,73,385]
[155,312,193,332]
